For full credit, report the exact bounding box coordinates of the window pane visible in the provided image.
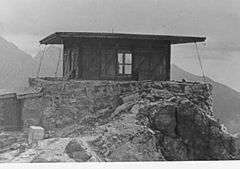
[125,53,132,64]
[118,53,123,64]
[124,65,132,74]
[118,65,123,74]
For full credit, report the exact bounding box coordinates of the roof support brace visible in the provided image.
[55,46,62,77]
[194,42,206,82]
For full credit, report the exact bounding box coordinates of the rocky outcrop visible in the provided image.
[77,86,237,161]
[138,98,237,160]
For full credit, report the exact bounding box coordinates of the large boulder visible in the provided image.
[65,139,92,162]
[87,103,165,162]
[137,93,238,160]
[139,102,176,137]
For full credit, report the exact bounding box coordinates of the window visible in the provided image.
[117,52,132,75]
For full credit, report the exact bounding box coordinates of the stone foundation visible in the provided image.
[0,88,42,130]
[25,78,213,132]
[1,77,239,161]
[0,77,213,132]
[0,93,22,130]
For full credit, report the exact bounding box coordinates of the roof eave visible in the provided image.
[171,37,206,44]
[39,32,206,45]
[39,33,62,44]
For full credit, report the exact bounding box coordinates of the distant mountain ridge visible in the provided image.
[0,36,239,133]
[0,36,37,91]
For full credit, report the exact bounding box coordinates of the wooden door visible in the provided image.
[100,49,116,79]
[134,50,150,80]
[149,51,165,81]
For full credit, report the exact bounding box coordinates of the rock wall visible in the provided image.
[0,93,22,130]
[21,96,46,127]
[0,77,239,161]
[27,78,213,132]
[0,89,43,130]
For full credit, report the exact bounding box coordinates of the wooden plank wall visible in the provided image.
[63,40,81,79]
[82,42,101,80]
[63,38,171,81]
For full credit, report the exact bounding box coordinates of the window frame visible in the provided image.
[117,51,133,75]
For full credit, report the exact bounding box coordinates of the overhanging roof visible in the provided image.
[39,32,206,45]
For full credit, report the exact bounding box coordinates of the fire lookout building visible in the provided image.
[40,32,206,81]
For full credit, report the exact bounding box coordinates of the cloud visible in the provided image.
[1,0,240,58]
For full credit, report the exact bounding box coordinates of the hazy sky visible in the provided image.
[0,0,240,91]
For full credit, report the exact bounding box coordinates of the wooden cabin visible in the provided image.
[40,32,205,81]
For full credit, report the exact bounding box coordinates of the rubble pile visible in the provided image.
[0,131,27,150]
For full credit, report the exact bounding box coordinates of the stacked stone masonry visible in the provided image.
[0,78,213,135]
[0,77,239,161]
[26,78,213,131]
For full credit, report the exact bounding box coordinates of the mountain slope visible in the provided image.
[171,65,240,133]
[0,36,37,91]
